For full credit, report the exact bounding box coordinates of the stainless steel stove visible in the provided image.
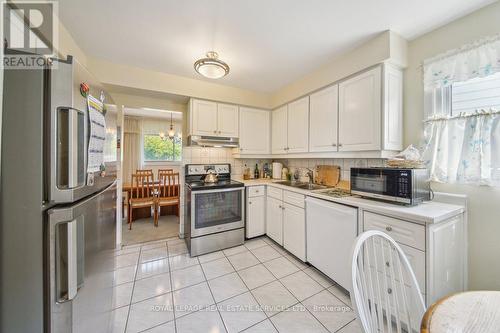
[184,164,245,256]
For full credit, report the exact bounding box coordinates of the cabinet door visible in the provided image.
[271,105,288,154]
[287,97,309,153]
[246,196,266,238]
[338,67,381,151]
[283,203,306,261]
[239,107,270,154]
[266,196,283,245]
[191,99,218,136]
[217,103,239,137]
[309,85,338,152]
[383,65,403,151]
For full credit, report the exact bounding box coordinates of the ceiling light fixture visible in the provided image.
[168,112,175,138]
[194,51,229,79]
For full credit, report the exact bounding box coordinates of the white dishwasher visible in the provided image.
[306,197,358,291]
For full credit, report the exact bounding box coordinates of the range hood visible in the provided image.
[188,135,239,148]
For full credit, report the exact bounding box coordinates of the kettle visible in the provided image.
[204,169,219,183]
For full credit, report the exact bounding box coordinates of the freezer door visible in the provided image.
[47,182,117,333]
[48,57,117,204]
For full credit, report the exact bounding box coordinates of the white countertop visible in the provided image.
[235,177,465,224]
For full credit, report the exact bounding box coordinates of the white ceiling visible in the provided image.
[59,0,495,93]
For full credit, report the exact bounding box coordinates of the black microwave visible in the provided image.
[350,168,430,205]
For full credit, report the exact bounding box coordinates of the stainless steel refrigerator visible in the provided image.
[1,55,118,333]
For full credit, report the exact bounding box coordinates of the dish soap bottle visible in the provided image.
[254,164,259,179]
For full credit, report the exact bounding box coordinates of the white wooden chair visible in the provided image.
[350,230,426,333]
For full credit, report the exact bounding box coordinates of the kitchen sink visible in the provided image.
[275,181,328,190]
[296,183,329,190]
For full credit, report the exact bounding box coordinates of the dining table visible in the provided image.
[122,181,180,221]
[421,291,500,333]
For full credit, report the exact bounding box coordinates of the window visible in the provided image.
[143,134,182,162]
[451,72,500,116]
[422,35,500,186]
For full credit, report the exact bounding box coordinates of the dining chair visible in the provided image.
[350,230,425,333]
[158,169,174,179]
[156,171,180,226]
[136,169,154,179]
[128,173,157,230]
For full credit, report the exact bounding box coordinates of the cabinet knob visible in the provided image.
[256,190,259,193]
[385,226,392,232]
[282,206,285,210]
[332,143,337,147]
[387,288,392,295]
[278,205,282,209]
[219,131,222,134]
[214,130,217,134]
[249,201,252,205]
[385,261,390,267]
[338,143,343,147]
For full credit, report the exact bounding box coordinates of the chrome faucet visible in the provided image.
[306,168,314,185]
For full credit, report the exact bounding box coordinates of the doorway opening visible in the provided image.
[121,107,183,245]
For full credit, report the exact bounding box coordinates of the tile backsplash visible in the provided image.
[182,146,385,181]
[283,158,385,182]
[181,147,271,177]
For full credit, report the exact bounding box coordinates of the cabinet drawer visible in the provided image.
[369,239,426,293]
[283,190,305,208]
[248,186,265,197]
[267,186,283,200]
[363,212,425,251]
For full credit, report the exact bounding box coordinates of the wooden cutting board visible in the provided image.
[315,165,341,187]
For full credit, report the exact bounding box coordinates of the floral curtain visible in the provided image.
[423,34,500,89]
[123,117,143,184]
[422,34,500,186]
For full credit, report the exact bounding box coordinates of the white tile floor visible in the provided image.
[110,236,363,333]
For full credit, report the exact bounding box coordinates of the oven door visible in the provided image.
[191,187,244,237]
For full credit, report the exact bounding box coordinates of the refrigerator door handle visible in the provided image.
[57,107,86,190]
[49,213,83,304]
[66,219,78,301]
[67,107,83,189]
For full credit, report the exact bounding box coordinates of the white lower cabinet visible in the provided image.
[266,196,283,245]
[363,211,466,306]
[246,195,266,238]
[283,203,306,261]
[264,188,306,260]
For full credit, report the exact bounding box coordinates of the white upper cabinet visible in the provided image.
[239,107,270,155]
[189,99,239,137]
[383,64,403,151]
[217,103,239,137]
[309,85,338,152]
[271,105,288,154]
[339,66,382,151]
[287,96,309,153]
[190,99,218,136]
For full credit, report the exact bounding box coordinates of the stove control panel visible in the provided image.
[186,164,231,176]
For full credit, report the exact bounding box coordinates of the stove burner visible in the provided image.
[321,188,351,198]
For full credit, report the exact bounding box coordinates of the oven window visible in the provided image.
[194,190,242,229]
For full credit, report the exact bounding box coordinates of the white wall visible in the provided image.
[271,30,407,107]
[404,1,500,290]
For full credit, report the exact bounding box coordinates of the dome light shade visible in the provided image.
[194,51,229,79]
